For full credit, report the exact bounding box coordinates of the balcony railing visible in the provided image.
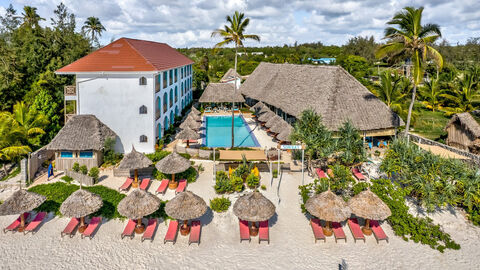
[64,85,76,96]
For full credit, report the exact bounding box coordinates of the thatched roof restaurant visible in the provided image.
[220,68,243,83]
[199,83,245,103]
[241,62,404,136]
[445,112,480,152]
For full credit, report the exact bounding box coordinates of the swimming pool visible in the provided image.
[203,115,260,147]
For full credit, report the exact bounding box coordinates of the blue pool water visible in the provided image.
[204,116,260,147]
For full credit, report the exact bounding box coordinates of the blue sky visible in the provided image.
[1,0,479,48]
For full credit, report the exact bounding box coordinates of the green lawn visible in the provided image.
[412,109,449,140]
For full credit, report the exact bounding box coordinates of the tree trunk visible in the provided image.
[232,44,238,148]
[405,83,417,143]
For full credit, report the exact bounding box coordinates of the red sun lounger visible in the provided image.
[370,220,389,243]
[352,168,366,181]
[310,218,326,243]
[332,222,347,243]
[61,217,80,238]
[175,179,187,194]
[140,178,151,191]
[119,178,133,192]
[24,212,47,235]
[3,212,30,234]
[258,220,269,244]
[316,168,328,179]
[142,219,158,242]
[347,218,365,243]
[189,220,201,245]
[156,179,169,195]
[121,219,136,239]
[81,217,102,239]
[239,219,250,242]
[164,220,179,244]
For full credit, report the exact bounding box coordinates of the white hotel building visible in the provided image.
[56,38,194,153]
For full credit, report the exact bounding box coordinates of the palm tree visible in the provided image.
[373,70,408,117]
[419,78,446,112]
[211,11,260,147]
[442,71,480,114]
[376,6,443,138]
[21,6,45,28]
[82,17,106,44]
[0,114,31,176]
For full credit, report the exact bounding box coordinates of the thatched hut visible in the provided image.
[347,189,391,235]
[117,189,161,233]
[165,191,207,235]
[444,112,480,152]
[233,191,275,235]
[155,152,191,189]
[0,190,46,232]
[118,146,153,188]
[60,189,103,233]
[46,115,117,171]
[199,83,246,104]
[305,190,351,236]
[220,68,243,83]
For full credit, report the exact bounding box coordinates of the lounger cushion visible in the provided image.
[122,219,136,238]
[310,218,325,240]
[24,212,47,232]
[370,220,388,240]
[347,218,365,240]
[332,222,346,239]
[142,219,158,240]
[189,220,201,244]
[83,217,102,237]
[164,220,179,242]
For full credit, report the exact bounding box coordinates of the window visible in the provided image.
[140,135,148,143]
[181,82,184,96]
[139,76,147,85]
[181,67,184,79]
[157,123,161,138]
[155,75,160,92]
[139,105,147,114]
[174,69,178,82]
[163,71,168,88]
[169,89,173,108]
[170,111,174,125]
[169,70,173,85]
[79,151,93,158]
[60,151,73,158]
[163,93,168,113]
[175,86,178,102]
[175,106,178,116]
[164,117,169,130]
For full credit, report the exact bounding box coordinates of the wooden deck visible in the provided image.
[219,150,266,161]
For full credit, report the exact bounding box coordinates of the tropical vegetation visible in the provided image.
[210,196,231,213]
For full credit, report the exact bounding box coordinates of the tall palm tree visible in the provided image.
[211,11,260,147]
[419,78,446,112]
[21,6,45,28]
[442,71,480,114]
[82,17,106,44]
[376,6,443,138]
[373,70,408,116]
[0,114,31,176]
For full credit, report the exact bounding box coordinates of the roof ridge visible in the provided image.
[123,39,156,70]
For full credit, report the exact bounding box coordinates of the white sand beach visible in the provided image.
[1,160,480,270]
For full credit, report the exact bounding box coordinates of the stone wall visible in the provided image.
[66,170,95,186]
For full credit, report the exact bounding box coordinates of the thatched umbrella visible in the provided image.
[155,151,191,189]
[347,189,391,235]
[233,191,276,236]
[180,117,201,130]
[118,189,161,233]
[276,126,293,143]
[269,119,289,134]
[191,106,201,115]
[187,112,202,122]
[258,111,275,123]
[305,190,351,236]
[176,127,200,148]
[165,191,207,235]
[60,189,103,233]
[256,106,271,117]
[265,115,283,129]
[0,189,46,232]
[118,146,153,188]
[250,102,264,112]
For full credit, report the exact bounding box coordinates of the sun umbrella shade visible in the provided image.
[60,189,103,218]
[165,191,207,220]
[347,190,391,220]
[256,106,271,116]
[305,190,351,222]
[270,120,289,134]
[117,189,161,220]
[233,191,276,222]
[180,117,201,130]
[265,115,283,128]
[187,112,201,121]
[176,127,200,140]
[0,190,46,216]
[191,107,201,115]
[250,102,265,112]
[118,146,153,170]
[277,127,292,142]
[258,111,275,122]
[155,152,191,174]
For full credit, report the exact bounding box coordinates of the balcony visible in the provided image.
[64,85,76,96]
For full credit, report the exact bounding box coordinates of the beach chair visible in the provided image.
[316,168,328,179]
[189,220,201,245]
[331,222,347,243]
[327,169,334,178]
[142,219,158,242]
[121,219,136,239]
[310,218,326,243]
[23,212,47,235]
[119,178,133,192]
[347,218,365,243]
[61,217,79,238]
[352,168,366,181]
[81,217,102,239]
[139,178,151,191]
[156,179,169,195]
[239,219,250,242]
[175,179,187,194]
[258,220,269,244]
[3,212,30,234]
[370,220,389,243]
[164,220,179,244]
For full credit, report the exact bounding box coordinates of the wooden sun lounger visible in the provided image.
[370,220,389,243]
[352,168,366,181]
[142,219,158,242]
[164,220,179,244]
[81,217,102,239]
[239,219,251,242]
[155,179,169,195]
[121,219,136,239]
[175,179,187,194]
[139,178,151,191]
[119,178,133,192]
[347,218,365,243]
[3,212,30,234]
[316,168,328,179]
[61,217,79,238]
[310,218,326,243]
[24,212,47,235]
[189,220,201,245]
[332,222,347,243]
[258,220,269,244]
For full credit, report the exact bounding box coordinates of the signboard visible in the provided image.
[280,145,302,150]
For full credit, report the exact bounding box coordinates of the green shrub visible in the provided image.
[210,196,231,212]
[146,201,168,219]
[328,164,355,194]
[246,173,259,189]
[352,182,370,195]
[231,175,244,192]
[88,167,100,182]
[261,184,266,190]
[72,162,80,172]
[146,150,171,163]
[61,175,73,184]
[272,169,278,178]
[214,171,233,194]
[102,138,123,166]
[79,165,88,175]
[234,154,253,180]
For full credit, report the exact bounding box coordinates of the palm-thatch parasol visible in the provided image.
[0,189,46,232]
[118,146,153,188]
[258,111,275,123]
[180,117,201,130]
[265,115,283,129]
[269,119,289,134]
[233,191,276,236]
[165,191,207,235]
[256,106,271,117]
[176,127,200,148]
[117,189,161,233]
[250,102,264,112]
[305,190,351,236]
[191,106,201,115]
[155,151,191,189]
[187,112,201,122]
[347,189,391,235]
[60,189,103,233]
[276,126,293,143]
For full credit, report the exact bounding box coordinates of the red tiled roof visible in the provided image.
[56,38,194,73]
